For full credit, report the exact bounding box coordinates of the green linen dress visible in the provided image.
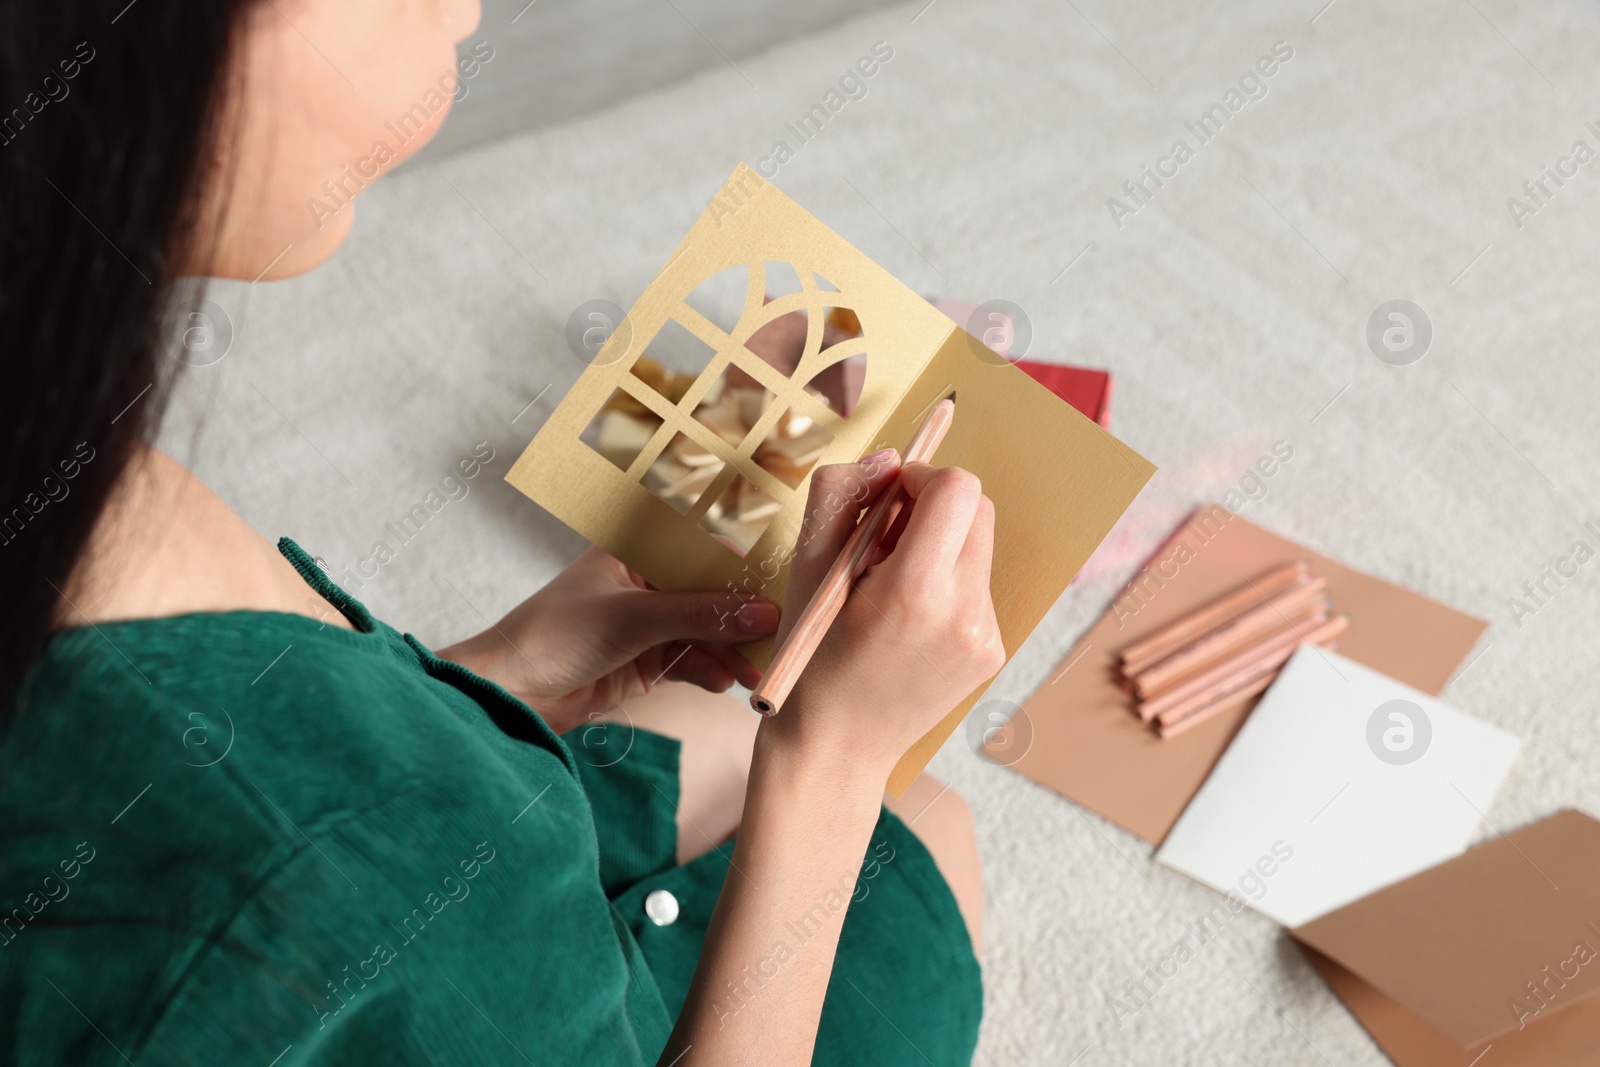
[0,540,981,1065]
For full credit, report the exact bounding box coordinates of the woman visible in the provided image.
[0,3,1002,1064]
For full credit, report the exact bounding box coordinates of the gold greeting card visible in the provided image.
[507,164,1154,793]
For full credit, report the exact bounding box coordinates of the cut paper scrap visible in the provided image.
[1153,645,1520,927]
[506,164,1155,795]
[988,506,1489,844]
[1292,809,1600,1067]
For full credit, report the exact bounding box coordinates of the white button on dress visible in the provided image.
[644,889,679,927]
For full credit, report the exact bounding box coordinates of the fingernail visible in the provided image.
[860,448,896,466]
[735,601,780,633]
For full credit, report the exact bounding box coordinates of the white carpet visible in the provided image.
[164,0,1600,1062]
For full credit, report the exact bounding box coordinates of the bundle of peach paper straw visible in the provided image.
[1118,560,1348,739]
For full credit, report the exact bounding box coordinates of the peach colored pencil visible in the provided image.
[1156,671,1277,739]
[1119,560,1309,676]
[1156,617,1348,738]
[1147,613,1347,725]
[1135,605,1330,722]
[1120,572,1318,687]
[1157,639,1345,740]
[1131,576,1328,698]
[1133,582,1328,699]
[749,397,956,717]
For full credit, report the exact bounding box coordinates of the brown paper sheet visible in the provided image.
[989,506,1487,843]
[1292,809,1600,1066]
[506,165,1154,793]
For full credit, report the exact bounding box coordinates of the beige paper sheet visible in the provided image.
[1293,809,1600,1066]
[506,165,1154,793]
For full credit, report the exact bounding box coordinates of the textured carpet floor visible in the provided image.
[163,1,1600,1063]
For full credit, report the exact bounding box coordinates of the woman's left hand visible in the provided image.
[439,547,779,733]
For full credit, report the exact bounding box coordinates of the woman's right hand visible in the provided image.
[759,452,1005,780]
[669,453,1000,1064]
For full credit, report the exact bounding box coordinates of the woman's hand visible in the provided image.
[663,452,1002,1065]
[759,452,1005,781]
[440,548,779,734]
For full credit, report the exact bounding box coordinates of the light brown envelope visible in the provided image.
[507,165,1154,793]
[1291,809,1600,1067]
[989,506,1487,843]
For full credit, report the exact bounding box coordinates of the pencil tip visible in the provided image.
[944,391,957,403]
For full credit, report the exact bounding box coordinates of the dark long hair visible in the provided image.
[0,3,254,719]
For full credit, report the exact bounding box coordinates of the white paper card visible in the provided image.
[1155,646,1521,928]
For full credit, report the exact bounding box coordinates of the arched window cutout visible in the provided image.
[754,405,834,488]
[819,306,860,349]
[692,366,772,450]
[683,264,748,335]
[697,473,779,556]
[742,311,806,379]
[582,387,663,471]
[800,352,866,418]
[632,317,717,385]
[793,305,865,416]
[812,271,840,292]
[642,431,725,516]
[764,260,804,299]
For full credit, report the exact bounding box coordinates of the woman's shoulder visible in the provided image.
[60,449,357,632]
